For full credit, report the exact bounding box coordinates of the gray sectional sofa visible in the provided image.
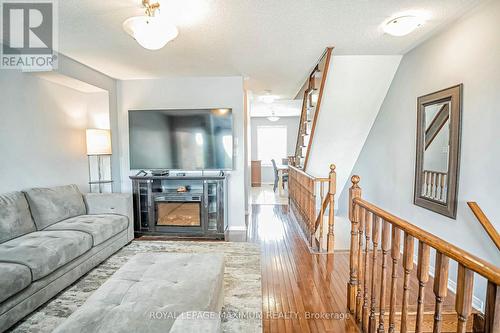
[0,185,134,332]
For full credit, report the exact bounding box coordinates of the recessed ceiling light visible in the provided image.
[383,15,426,37]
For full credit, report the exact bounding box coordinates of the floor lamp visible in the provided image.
[86,129,113,193]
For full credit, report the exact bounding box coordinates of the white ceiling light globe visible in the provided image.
[383,15,425,37]
[123,16,178,50]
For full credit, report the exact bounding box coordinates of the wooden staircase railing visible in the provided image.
[467,202,500,252]
[293,47,333,170]
[288,163,336,253]
[422,170,448,203]
[347,175,500,333]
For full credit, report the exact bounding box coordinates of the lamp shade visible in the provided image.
[86,129,112,155]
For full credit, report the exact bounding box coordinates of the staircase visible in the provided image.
[346,176,499,333]
[293,47,333,169]
[292,52,402,194]
[287,48,499,333]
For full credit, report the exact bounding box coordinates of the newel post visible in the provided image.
[327,164,336,252]
[347,175,362,313]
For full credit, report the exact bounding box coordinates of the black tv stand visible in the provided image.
[130,172,228,240]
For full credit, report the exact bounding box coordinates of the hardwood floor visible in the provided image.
[139,203,476,332]
[247,204,359,333]
[244,204,473,333]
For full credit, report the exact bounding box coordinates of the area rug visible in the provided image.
[9,240,262,333]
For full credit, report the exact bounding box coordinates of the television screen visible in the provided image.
[129,109,233,170]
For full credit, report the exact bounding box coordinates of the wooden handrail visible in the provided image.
[347,175,500,333]
[288,165,331,183]
[288,165,316,181]
[468,202,500,252]
[288,164,336,253]
[293,47,333,170]
[354,197,500,284]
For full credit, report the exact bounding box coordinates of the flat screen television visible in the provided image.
[129,109,233,170]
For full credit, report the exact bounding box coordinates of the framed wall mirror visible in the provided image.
[414,84,462,219]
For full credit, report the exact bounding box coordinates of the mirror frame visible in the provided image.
[414,84,462,219]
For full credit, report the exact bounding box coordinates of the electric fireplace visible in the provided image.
[130,172,228,239]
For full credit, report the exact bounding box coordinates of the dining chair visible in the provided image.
[271,159,288,192]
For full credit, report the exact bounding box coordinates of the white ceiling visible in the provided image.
[58,0,482,99]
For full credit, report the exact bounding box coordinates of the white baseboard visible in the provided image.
[228,226,247,231]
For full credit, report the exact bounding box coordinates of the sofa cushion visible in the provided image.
[0,230,92,281]
[24,185,86,230]
[46,214,129,246]
[0,192,36,243]
[0,262,32,303]
[52,253,225,333]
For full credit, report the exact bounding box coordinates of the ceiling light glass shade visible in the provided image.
[383,15,425,37]
[260,95,276,104]
[123,16,178,50]
[267,110,280,122]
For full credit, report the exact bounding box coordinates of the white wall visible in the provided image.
[86,91,110,129]
[306,55,401,191]
[250,116,300,183]
[0,71,106,192]
[244,92,252,214]
[56,55,120,191]
[117,77,246,230]
[338,0,500,308]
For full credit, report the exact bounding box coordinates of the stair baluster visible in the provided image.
[432,251,449,333]
[416,242,431,333]
[401,233,415,333]
[362,211,372,332]
[369,216,381,333]
[377,220,390,333]
[388,225,401,333]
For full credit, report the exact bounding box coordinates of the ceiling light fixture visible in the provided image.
[267,108,280,122]
[260,90,277,104]
[123,0,178,50]
[383,15,426,37]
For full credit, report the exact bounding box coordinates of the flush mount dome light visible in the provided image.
[383,15,426,37]
[123,0,178,50]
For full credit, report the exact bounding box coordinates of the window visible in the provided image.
[257,125,287,166]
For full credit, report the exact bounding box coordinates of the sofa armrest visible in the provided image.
[83,193,134,242]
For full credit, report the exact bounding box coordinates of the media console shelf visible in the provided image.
[130,173,228,240]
